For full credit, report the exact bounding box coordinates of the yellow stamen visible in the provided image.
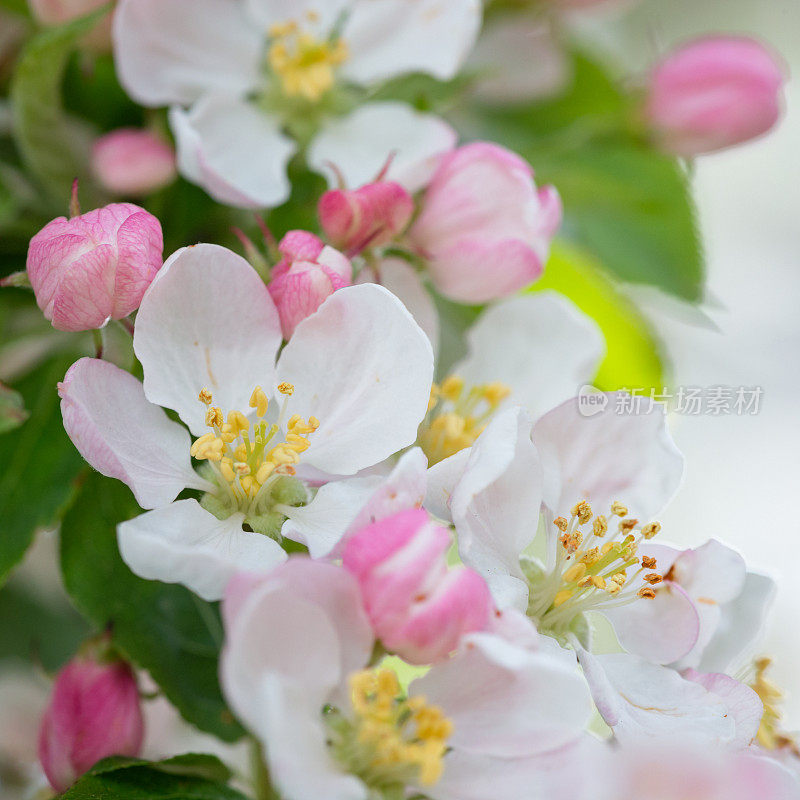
[249,386,269,418]
[278,382,295,396]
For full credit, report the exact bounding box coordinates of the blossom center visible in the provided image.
[418,375,511,466]
[751,657,799,754]
[326,668,452,793]
[525,500,664,642]
[267,14,348,102]
[190,383,318,524]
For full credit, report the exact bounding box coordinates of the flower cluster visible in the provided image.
[0,1,794,799]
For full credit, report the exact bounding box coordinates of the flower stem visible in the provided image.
[250,738,280,800]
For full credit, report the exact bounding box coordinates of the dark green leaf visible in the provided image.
[9,9,107,206]
[60,473,244,742]
[0,354,85,586]
[61,753,247,800]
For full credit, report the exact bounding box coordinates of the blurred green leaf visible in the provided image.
[62,753,247,800]
[9,9,106,207]
[532,240,667,393]
[0,380,27,432]
[0,354,85,586]
[60,473,244,742]
[467,51,704,301]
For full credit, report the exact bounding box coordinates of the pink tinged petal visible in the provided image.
[646,36,785,156]
[602,580,700,665]
[342,0,482,84]
[59,358,208,509]
[113,0,262,106]
[450,406,542,611]
[453,292,604,420]
[412,633,593,758]
[532,392,684,520]
[170,96,296,208]
[91,128,176,196]
[133,243,282,435]
[671,538,747,604]
[576,649,738,745]
[276,283,433,475]
[698,571,776,674]
[424,447,471,523]
[683,669,763,748]
[280,475,384,558]
[308,102,457,193]
[117,500,286,601]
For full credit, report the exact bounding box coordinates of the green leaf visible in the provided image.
[9,9,107,206]
[0,354,86,586]
[60,473,244,742]
[0,380,28,432]
[61,753,248,800]
[531,240,668,393]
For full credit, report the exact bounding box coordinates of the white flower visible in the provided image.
[220,557,595,800]
[58,244,433,599]
[113,0,481,207]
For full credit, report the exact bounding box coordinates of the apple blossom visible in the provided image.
[38,647,144,792]
[319,180,413,254]
[342,508,492,664]
[268,231,352,339]
[91,128,176,196]
[58,244,433,600]
[221,557,594,800]
[26,202,163,332]
[646,37,785,157]
[407,142,562,303]
[113,0,479,207]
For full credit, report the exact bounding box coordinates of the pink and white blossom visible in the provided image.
[646,37,785,157]
[26,203,163,332]
[268,231,352,339]
[408,142,562,303]
[91,128,176,196]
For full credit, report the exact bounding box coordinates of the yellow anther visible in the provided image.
[563,563,587,583]
[205,407,223,427]
[249,386,269,418]
[278,382,295,396]
[641,555,658,569]
[611,501,628,517]
[553,589,573,607]
[190,432,215,458]
[638,587,657,599]
[482,382,511,407]
[590,575,606,590]
[592,515,608,536]
[641,521,661,540]
[644,573,663,585]
[198,388,213,405]
[619,518,638,533]
[440,375,464,402]
[220,460,235,482]
[611,572,627,586]
[600,542,613,556]
[255,462,276,484]
[606,581,622,595]
[580,547,600,565]
[553,517,569,532]
[571,500,592,524]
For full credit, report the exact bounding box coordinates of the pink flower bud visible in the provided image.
[38,653,144,792]
[318,181,413,253]
[26,203,163,332]
[408,142,561,304]
[342,508,492,664]
[267,230,352,339]
[91,129,176,196]
[646,37,785,157]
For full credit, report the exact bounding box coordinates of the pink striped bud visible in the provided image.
[26,202,163,332]
[91,128,176,196]
[318,181,413,253]
[38,649,143,792]
[342,508,492,664]
[646,37,785,157]
[268,230,352,339]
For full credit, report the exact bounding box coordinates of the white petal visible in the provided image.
[244,0,350,31]
[280,476,384,558]
[450,407,542,611]
[134,244,282,435]
[342,0,481,84]
[424,448,470,523]
[276,284,433,475]
[532,392,684,519]
[308,102,456,192]
[170,96,295,208]
[113,0,261,106]
[697,571,776,674]
[453,292,604,421]
[576,649,737,745]
[117,500,287,601]
[413,632,592,759]
[361,258,440,356]
[672,539,747,604]
[59,358,209,509]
